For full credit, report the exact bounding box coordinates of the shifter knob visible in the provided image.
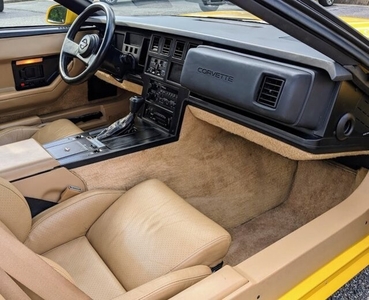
[130,96,145,115]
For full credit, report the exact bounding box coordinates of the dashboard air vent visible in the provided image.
[173,41,185,59]
[257,76,285,108]
[151,36,160,52]
[162,38,172,55]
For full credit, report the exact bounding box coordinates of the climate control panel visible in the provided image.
[146,56,168,78]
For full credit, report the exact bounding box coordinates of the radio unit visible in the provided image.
[146,80,178,111]
[144,104,173,129]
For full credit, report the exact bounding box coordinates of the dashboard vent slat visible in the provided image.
[151,36,160,52]
[257,76,285,108]
[173,41,185,59]
[161,38,172,55]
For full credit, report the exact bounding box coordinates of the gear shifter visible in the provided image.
[96,96,145,140]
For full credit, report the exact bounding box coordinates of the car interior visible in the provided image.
[1,0,369,299]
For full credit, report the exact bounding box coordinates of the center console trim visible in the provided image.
[0,139,59,181]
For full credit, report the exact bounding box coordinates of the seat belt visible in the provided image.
[0,224,91,300]
[0,267,30,300]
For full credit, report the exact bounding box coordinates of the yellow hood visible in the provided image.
[181,10,263,21]
[182,11,369,38]
[339,16,369,38]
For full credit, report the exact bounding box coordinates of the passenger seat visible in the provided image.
[0,178,231,299]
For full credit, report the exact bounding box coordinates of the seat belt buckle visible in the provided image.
[59,185,83,203]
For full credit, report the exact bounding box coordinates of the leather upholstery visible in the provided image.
[25,190,122,254]
[87,179,231,290]
[19,256,76,300]
[0,178,231,299]
[40,256,74,284]
[0,119,82,146]
[31,119,83,145]
[0,177,31,242]
[116,265,211,300]
[43,236,126,300]
[0,126,38,145]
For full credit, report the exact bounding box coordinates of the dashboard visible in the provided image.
[93,15,369,155]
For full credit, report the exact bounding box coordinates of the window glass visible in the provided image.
[1,0,369,44]
[0,0,57,27]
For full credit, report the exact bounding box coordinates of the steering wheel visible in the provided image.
[59,2,115,84]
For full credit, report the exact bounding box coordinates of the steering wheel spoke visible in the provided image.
[76,53,95,66]
[63,38,80,57]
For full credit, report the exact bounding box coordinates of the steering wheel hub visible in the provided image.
[78,34,99,58]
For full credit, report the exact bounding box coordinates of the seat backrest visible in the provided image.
[0,126,38,146]
[0,177,31,242]
[31,119,83,145]
[86,179,231,291]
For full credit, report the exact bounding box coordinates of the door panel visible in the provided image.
[0,28,138,134]
[0,32,85,117]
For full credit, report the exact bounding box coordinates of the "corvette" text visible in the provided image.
[197,67,234,83]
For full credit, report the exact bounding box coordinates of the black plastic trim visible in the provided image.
[0,26,69,39]
[187,97,369,154]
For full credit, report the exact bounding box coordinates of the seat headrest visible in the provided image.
[0,177,31,242]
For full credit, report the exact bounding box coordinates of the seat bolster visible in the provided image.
[113,266,211,300]
[0,178,31,242]
[0,126,38,146]
[32,119,83,145]
[24,190,122,254]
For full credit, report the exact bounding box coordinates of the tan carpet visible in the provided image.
[224,161,359,266]
[74,106,361,265]
[74,107,297,229]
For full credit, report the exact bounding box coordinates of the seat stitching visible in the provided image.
[170,234,231,271]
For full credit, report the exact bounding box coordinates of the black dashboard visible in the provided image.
[81,15,369,158]
[98,17,369,153]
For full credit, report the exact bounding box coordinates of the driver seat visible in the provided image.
[0,177,231,299]
[0,119,83,146]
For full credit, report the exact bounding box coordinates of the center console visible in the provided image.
[43,118,174,168]
[43,34,194,169]
[0,139,59,181]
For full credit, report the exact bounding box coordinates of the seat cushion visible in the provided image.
[43,236,126,300]
[87,179,231,290]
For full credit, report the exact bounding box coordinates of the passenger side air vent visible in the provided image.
[256,76,285,108]
[173,41,185,59]
[161,38,172,55]
[354,97,369,133]
[151,36,160,52]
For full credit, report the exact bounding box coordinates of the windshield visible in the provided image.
[102,0,243,16]
[1,0,369,41]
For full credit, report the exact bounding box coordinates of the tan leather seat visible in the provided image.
[0,119,83,146]
[0,177,231,299]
